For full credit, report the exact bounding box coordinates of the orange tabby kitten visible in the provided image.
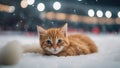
[36,23,98,56]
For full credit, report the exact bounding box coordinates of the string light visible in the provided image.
[37,3,45,11]
[53,1,61,10]
[96,10,103,17]
[88,9,95,17]
[105,11,112,18]
[27,0,35,5]
[118,11,120,18]
[20,0,28,8]
[0,4,15,13]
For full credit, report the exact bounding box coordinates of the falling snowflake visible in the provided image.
[78,0,82,1]
[16,24,19,27]
[42,24,44,27]
[32,5,34,7]
[73,9,76,14]
[73,9,76,12]
[85,2,87,4]
[13,13,16,16]
[51,21,54,25]
[20,20,23,23]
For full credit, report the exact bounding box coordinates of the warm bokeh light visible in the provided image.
[8,6,15,13]
[105,11,112,18]
[27,0,35,5]
[97,18,106,24]
[45,12,55,20]
[105,18,114,24]
[69,14,80,23]
[115,18,120,24]
[43,12,119,24]
[82,16,97,24]
[0,4,15,13]
[96,10,103,17]
[88,9,95,17]
[37,3,45,11]
[53,1,61,10]
[20,0,28,8]
[118,11,120,18]
[55,13,67,20]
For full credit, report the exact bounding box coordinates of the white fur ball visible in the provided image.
[0,40,23,65]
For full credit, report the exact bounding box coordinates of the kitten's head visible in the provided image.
[37,23,69,55]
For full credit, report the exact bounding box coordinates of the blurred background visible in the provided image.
[0,0,120,34]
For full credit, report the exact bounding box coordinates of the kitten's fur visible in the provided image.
[36,23,98,56]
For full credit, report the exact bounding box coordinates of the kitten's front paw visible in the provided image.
[0,40,23,65]
[57,52,68,57]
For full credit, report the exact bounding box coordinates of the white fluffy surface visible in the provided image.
[0,33,120,68]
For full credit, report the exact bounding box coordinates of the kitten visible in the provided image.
[36,23,98,56]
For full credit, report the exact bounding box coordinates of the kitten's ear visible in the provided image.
[36,25,46,36]
[60,23,68,37]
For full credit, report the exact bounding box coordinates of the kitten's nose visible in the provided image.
[53,45,57,50]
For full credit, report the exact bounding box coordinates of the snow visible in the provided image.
[0,32,120,68]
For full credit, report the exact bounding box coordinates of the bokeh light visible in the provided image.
[9,6,15,13]
[55,13,67,20]
[69,14,80,22]
[0,4,15,13]
[20,0,28,8]
[118,11,120,18]
[53,1,61,10]
[45,12,55,20]
[88,9,95,17]
[96,10,103,17]
[78,0,82,1]
[105,11,112,18]
[37,3,45,11]
[27,0,35,5]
